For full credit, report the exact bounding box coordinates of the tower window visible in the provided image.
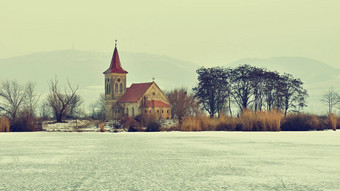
[132,107,135,117]
[115,83,118,93]
[120,83,123,94]
[105,79,110,94]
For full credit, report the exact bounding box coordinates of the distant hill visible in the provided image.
[0,51,338,114]
[0,50,199,105]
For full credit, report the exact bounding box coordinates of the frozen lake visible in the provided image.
[1,131,340,190]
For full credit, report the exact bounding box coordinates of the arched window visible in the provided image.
[106,79,110,94]
[126,108,129,116]
[132,107,135,117]
[120,83,123,94]
[115,83,118,93]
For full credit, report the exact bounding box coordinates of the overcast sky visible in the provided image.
[1,0,339,68]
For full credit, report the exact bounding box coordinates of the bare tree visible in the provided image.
[47,77,81,122]
[66,94,83,119]
[321,88,340,114]
[168,87,201,123]
[40,101,52,120]
[23,82,40,118]
[0,80,26,121]
[89,93,105,120]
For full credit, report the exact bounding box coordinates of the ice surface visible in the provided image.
[0,131,340,190]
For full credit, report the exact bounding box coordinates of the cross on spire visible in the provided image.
[152,77,155,82]
[115,40,117,48]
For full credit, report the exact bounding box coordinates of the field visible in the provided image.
[0,131,340,190]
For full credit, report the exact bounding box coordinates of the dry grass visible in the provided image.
[0,116,10,132]
[239,110,282,131]
[181,117,201,131]
[179,111,282,132]
[328,113,337,131]
[216,115,237,131]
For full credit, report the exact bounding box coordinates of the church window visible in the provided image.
[115,83,118,93]
[162,110,164,113]
[105,79,110,94]
[157,110,159,113]
[153,92,155,96]
[132,107,135,117]
[126,108,129,116]
[145,110,147,113]
[167,110,169,113]
[120,83,123,94]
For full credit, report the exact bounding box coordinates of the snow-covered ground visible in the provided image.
[0,131,339,190]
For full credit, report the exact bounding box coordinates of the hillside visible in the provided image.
[0,50,199,105]
[0,52,338,114]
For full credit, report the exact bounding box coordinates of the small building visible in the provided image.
[103,43,171,120]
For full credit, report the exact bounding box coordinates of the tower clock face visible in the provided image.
[117,78,121,82]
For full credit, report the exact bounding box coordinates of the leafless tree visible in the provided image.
[167,87,201,123]
[321,88,340,114]
[67,94,83,119]
[0,80,26,121]
[40,101,52,120]
[47,77,81,122]
[89,93,105,120]
[23,82,40,118]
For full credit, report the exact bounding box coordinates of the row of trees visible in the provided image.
[193,65,308,118]
[0,78,83,131]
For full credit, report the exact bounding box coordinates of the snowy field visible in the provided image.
[0,131,340,190]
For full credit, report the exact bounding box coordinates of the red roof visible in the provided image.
[104,47,128,74]
[145,100,170,108]
[119,82,153,103]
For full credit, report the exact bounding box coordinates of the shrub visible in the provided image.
[123,117,142,132]
[145,121,161,132]
[99,122,105,132]
[281,113,319,131]
[10,110,42,132]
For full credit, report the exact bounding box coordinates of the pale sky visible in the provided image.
[1,0,340,68]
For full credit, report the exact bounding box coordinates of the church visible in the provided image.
[103,43,171,120]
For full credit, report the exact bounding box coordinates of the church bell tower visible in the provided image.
[103,40,128,120]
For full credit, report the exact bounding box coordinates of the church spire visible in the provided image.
[103,40,128,74]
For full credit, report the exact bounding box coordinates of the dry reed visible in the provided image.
[0,116,10,132]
